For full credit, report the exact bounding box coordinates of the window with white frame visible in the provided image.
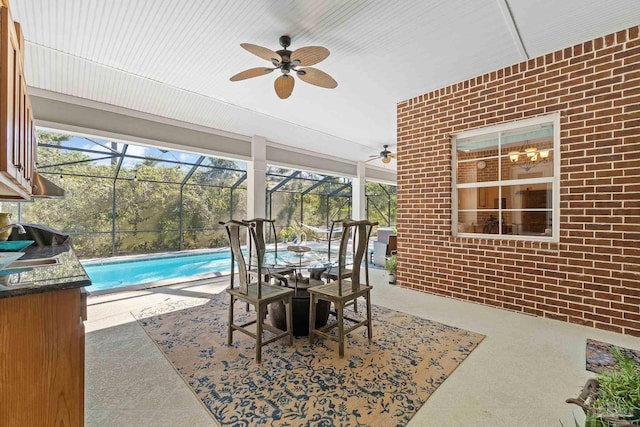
[452,114,560,241]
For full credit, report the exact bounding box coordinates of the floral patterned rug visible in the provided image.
[135,294,484,426]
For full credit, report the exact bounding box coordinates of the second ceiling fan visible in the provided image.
[230,35,337,99]
[368,145,396,164]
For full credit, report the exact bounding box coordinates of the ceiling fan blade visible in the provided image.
[296,67,337,89]
[291,46,330,66]
[274,75,295,99]
[240,43,282,63]
[389,153,397,158]
[230,67,274,81]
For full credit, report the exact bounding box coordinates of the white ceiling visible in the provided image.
[10,0,640,166]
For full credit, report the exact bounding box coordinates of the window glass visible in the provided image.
[452,115,557,240]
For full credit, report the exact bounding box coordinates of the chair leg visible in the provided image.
[353,297,358,313]
[366,292,373,343]
[228,294,235,346]
[337,301,345,358]
[308,294,317,344]
[256,303,263,363]
[285,295,293,346]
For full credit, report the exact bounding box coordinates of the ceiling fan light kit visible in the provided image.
[230,35,337,99]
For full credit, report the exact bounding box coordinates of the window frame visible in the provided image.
[451,113,560,242]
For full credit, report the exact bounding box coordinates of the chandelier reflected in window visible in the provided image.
[508,146,550,172]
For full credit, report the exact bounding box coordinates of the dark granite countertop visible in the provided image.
[0,243,91,299]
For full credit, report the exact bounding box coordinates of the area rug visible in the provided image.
[135,294,484,426]
[586,339,640,374]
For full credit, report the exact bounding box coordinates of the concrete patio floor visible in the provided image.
[84,268,639,426]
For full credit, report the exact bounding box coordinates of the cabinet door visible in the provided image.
[0,8,33,198]
[14,72,24,185]
[17,77,30,186]
[25,98,35,185]
[0,8,20,183]
[0,288,85,426]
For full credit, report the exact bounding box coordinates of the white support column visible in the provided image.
[352,161,366,220]
[247,135,267,219]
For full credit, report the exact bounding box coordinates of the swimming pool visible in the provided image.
[81,246,331,293]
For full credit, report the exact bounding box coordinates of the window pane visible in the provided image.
[458,186,500,210]
[456,132,499,184]
[457,210,501,234]
[504,183,553,236]
[502,183,552,209]
[457,157,499,184]
[456,132,499,152]
[501,125,554,178]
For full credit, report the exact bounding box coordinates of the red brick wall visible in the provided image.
[396,26,640,336]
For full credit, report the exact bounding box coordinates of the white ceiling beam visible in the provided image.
[496,0,529,61]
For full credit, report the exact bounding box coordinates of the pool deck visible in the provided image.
[84,269,640,426]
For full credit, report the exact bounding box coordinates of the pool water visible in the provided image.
[82,250,234,292]
[81,247,330,292]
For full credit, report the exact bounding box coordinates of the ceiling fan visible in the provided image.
[368,145,397,164]
[230,35,337,99]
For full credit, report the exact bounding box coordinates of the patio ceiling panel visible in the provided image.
[507,0,640,57]
[12,0,640,168]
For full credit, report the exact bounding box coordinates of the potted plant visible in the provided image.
[566,348,640,426]
[385,254,397,285]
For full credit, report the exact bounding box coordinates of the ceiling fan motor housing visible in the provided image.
[276,49,292,64]
[279,35,291,48]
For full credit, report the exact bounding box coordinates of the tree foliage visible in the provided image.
[4,131,396,259]
[15,131,246,258]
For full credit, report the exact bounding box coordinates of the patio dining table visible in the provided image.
[267,249,334,336]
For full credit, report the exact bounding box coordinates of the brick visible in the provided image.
[397,24,640,337]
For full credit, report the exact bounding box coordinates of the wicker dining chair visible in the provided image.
[223,219,294,363]
[308,219,377,357]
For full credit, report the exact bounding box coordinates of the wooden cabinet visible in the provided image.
[0,6,36,199]
[0,288,86,426]
[522,189,549,233]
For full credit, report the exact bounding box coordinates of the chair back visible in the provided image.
[244,218,278,268]
[337,220,376,294]
[223,220,264,297]
[328,218,350,263]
